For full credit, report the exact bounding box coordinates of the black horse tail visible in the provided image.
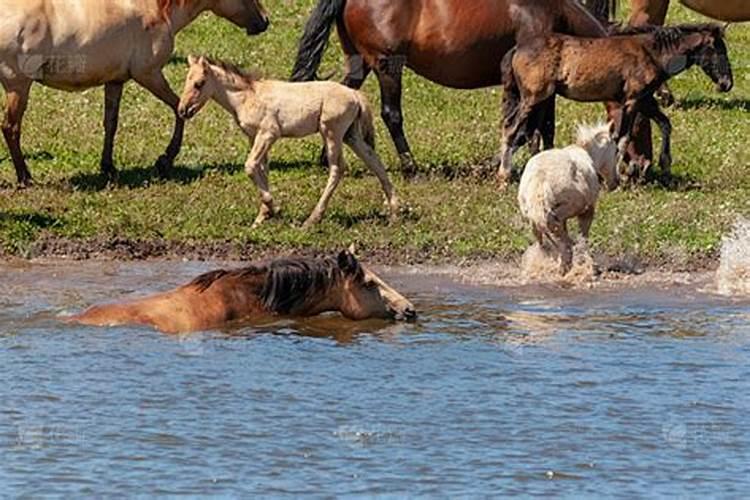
[291,0,346,81]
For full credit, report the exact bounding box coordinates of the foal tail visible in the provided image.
[291,0,346,81]
[348,92,376,150]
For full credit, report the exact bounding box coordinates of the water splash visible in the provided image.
[521,240,595,286]
[716,218,750,296]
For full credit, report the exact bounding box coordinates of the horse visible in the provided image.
[518,122,618,274]
[290,0,609,178]
[178,55,399,229]
[0,0,269,187]
[65,250,417,333]
[498,23,733,185]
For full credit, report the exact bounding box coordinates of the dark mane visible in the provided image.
[609,23,723,52]
[187,256,342,315]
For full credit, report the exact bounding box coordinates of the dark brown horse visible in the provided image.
[290,0,609,177]
[499,23,733,183]
[65,251,417,333]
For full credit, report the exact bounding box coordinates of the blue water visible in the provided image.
[1,261,749,497]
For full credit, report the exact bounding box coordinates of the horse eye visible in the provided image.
[364,280,378,290]
[194,80,205,90]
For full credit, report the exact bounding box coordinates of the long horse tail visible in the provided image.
[291,0,346,81]
[348,91,376,150]
[560,0,610,37]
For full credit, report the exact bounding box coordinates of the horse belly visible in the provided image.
[681,0,750,21]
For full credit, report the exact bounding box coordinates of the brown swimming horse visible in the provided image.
[291,0,609,177]
[65,251,417,333]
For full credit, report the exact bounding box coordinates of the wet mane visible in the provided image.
[187,256,342,314]
[609,23,722,53]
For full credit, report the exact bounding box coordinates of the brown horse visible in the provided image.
[499,23,733,183]
[290,0,609,177]
[65,251,417,333]
[601,0,750,25]
[0,0,269,187]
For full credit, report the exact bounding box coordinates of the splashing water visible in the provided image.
[716,218,750,296]
[521,240,596,286]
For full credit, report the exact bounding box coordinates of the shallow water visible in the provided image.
[2,260,750,497]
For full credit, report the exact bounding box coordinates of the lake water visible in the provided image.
[1,260,749,497]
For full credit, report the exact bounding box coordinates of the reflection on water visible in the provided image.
[1,260,750,496]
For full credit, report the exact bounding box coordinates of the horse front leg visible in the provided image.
[245,132,278,229]
[639,96,672,182]
[1,79,33,187]
[133,70,184,177]
[101,82,124,181]
[375,55,418,179]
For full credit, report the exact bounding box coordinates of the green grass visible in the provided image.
[1,1,749,266]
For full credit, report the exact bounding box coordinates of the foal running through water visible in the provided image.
[66,250,417,333]
[178,56,399,228]
[499,23,733,185]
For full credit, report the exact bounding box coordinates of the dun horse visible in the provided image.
[178,56,399,229]
[0,0,269,186]
[499,23,733,184]
[290,0,609,177]
[66,250,417,333]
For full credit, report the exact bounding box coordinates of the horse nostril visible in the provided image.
[403,307,417,320]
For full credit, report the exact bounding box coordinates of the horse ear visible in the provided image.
[337,250,360,276]
[188,54,198,66]
[347,243,357,255]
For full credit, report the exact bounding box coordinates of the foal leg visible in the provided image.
[304,132,346,228]
[133,70,184,177]
[345,132,400,219]
[101,82,124,181]
[639,96,672,182]
[374,55,418,178]
[1,78,33,187]
[245,132,278,229]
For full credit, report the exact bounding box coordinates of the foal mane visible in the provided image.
[188,256,342,314]
[610,23,722,53]
[203,57,261,86]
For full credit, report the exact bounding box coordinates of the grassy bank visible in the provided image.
[1,1,749,267]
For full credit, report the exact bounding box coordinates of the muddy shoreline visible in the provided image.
[0,234,719,273]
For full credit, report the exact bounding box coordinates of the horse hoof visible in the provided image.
[154,155,172,178]
[399,154,419,180]
[16,178,33,190]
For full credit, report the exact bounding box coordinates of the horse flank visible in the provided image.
[187,257,343,314]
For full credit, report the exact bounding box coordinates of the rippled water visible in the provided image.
[2,260,750,496]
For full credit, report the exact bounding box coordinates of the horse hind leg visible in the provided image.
[304,131,346,228]
[345,128,400,219]
[1,78,33,187]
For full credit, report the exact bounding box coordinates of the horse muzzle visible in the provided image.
[178,104,198,120]
[392,306,417,322]
[717,77,733,92]
[246,16,269,35]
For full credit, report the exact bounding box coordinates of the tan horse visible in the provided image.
[0,0,269,187]
[177,56,399,229]
[65,251,417,333]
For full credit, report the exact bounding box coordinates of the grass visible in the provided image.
[1,1,749,266]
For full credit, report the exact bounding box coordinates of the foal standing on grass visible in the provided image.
[499,23,733,186]
[518,122,618,274]
[178,56,399,229]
